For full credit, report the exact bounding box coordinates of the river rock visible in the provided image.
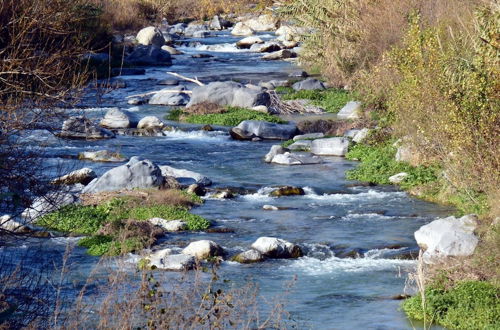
[231,22,254,36]
[211,190,234,199]
[353,128,369,143]
[100,108,130,129]
[149,87,190,106]
[250,42,281,53]
[210,15,232,30]
[82,157,164,193]
[161,45,183,55]
[169,23,187,35]
[337,101,361,119]
[148,250,195,271]
[251,237,303,259]
[78,150,127,162]
[264,145,286,163]
[269,186,305,197]
[51,168,96,186]
[311,137,350,156]
[271,152,322,165]
[187,184,206,196]
[262,49,297,61]
[0,215,30,233]
[259,80,289,90]
[244,14,277,32]
[187,81,270,109]
[289,70,308,78]
[149,218,187,232]
[276,25,303,42]
[125,45,172,66]
[236,36,264,49]
[184,24,209,37]
[389,172,409,184]
[232,249,265,263]
[292,78,326,91]
[137,116,164,130]
[263,205,279,211]
[159,165,212,187]
[233,120,297,140]
[414,215,479,263]
[59,116,115,140]
[182,240,224,259]
[136,26,165,47]
[22,192,78,221]
[293,133,324,141]
[288,140,312,151]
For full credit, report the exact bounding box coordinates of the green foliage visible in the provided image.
[281,139,295,148]
[276,87,352,113]
[165,108,183,121]
[181,107,286,126]
[125,205,209,231]
[78,235,114,256]
[403,281,500,329]
[37,204,110,235]
[346,142,438,188]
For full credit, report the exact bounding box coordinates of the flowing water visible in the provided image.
[2,31,453,329]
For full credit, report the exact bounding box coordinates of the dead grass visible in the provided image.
[80,189,199,208]
[183,102,227,115]
[297,119,368,136]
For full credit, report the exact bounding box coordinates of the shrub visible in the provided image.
[403,281,500,329]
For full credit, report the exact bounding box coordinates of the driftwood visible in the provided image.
[166,72,205,86]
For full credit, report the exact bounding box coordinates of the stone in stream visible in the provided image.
[82,157,164,194]
[287,140,312,151]
[136,26,165,47]
[276,25,304,42]
[187,184,206,196]
[100,108,131,129]
[415,214,479,263]
[147,249,196,271]
[231,22,254,36]
[187,81,270,109]
[311,137,350,156]
[388,172,409,184]
[184,24,209,37]
[262,205,279,211]
[251,237,303,259]
[0,215,30,233]
[337,101,362,119]
[22,191,78,221]
[51,168,96,186]
[236,36,264,49]
[137,116,165,130]
[78,150,127,162]
[182,240,224,260]
[148,87,190,106]
[250,42,281,53]
[232,249,265,264]
[292,78,326,91]
[243,14,277,32]
[58,116,115,140]
[271,152,322,166]
[159,165,212,187]
[264,145,287,163]
[211,190,234,199]
[210,15,232,30]
[269,186,305,197]
[149,218,187,232]
[293,133,324,141]
[232,120,297,140]
[262,49,297,61]
[125,45,172,66]
[161,45,183,55]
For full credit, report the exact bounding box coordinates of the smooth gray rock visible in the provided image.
[353,128,370,143]
[169,23,187,35]
[59,116,115,140]
[78,150,127,162]
[232,249,265,263]
[250,42,281,53]
[51,168,96,186]
[149,218,187,232]
[389,172,409,184]
[182,240,223,259]
[187,81,270,109]
[415,215,479,263]
[234,120,297,140]
[236,36,263,49]
[231,22,254,36]
[293,133,324,141]
[311,137,350,156]
[136,26,165,47]
[100,108,130,129]
[271,152,322,165]
[259,80,289,90]
[22,192,78,221]
[0,215,29,233]
[251,237,302,259]
[337,101,361,119]
[125,45,172,66]
[159,165,212,187]
[137,116,164,130]
[262,49,297,60]
[264,145,286,163]
[148,250,195,271]
[243,14,277,32]
[149,86,190,106]
[287,140,312,151]
[184,24,209,37]
[292,78,326,91]
[82,157,164,193]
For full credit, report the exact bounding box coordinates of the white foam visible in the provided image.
[50,236,82,245]
[286,256,415,276]
[339,213,396,221]
[162,129,229,142]
[306,190,406,203]
[364,247,407,259]
[190,43,250,53]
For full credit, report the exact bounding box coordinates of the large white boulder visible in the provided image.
[147,249,196,271]
[182,240,223,259]
[415,215,479,263]
[231,22,254,36]
[100,108,131,129]
[311,137,350,156]
[251,237,302,259]
[136,26,165,47]
[137,116,165,130]
[337,101,361,119]
[264,145,286,163]
[244,14,277,31]
[0,215,29,233]
[82,157,164,193]
[271,152,322,165]
[148,86,190,106]
[59,116,115,140]
[233,120,297,140]
[159,165,212,187]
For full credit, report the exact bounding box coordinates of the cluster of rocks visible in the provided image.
[143,236,303,271]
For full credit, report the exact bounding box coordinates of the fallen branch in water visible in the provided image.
[166,72,205,86]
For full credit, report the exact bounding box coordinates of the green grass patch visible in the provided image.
[165,108,183,121]
[281,139,295,148]
[402,281,500,329]
[178,107,286,126]
[275,87,352,113]
[38,197,210,256]
[345,142,439,189]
